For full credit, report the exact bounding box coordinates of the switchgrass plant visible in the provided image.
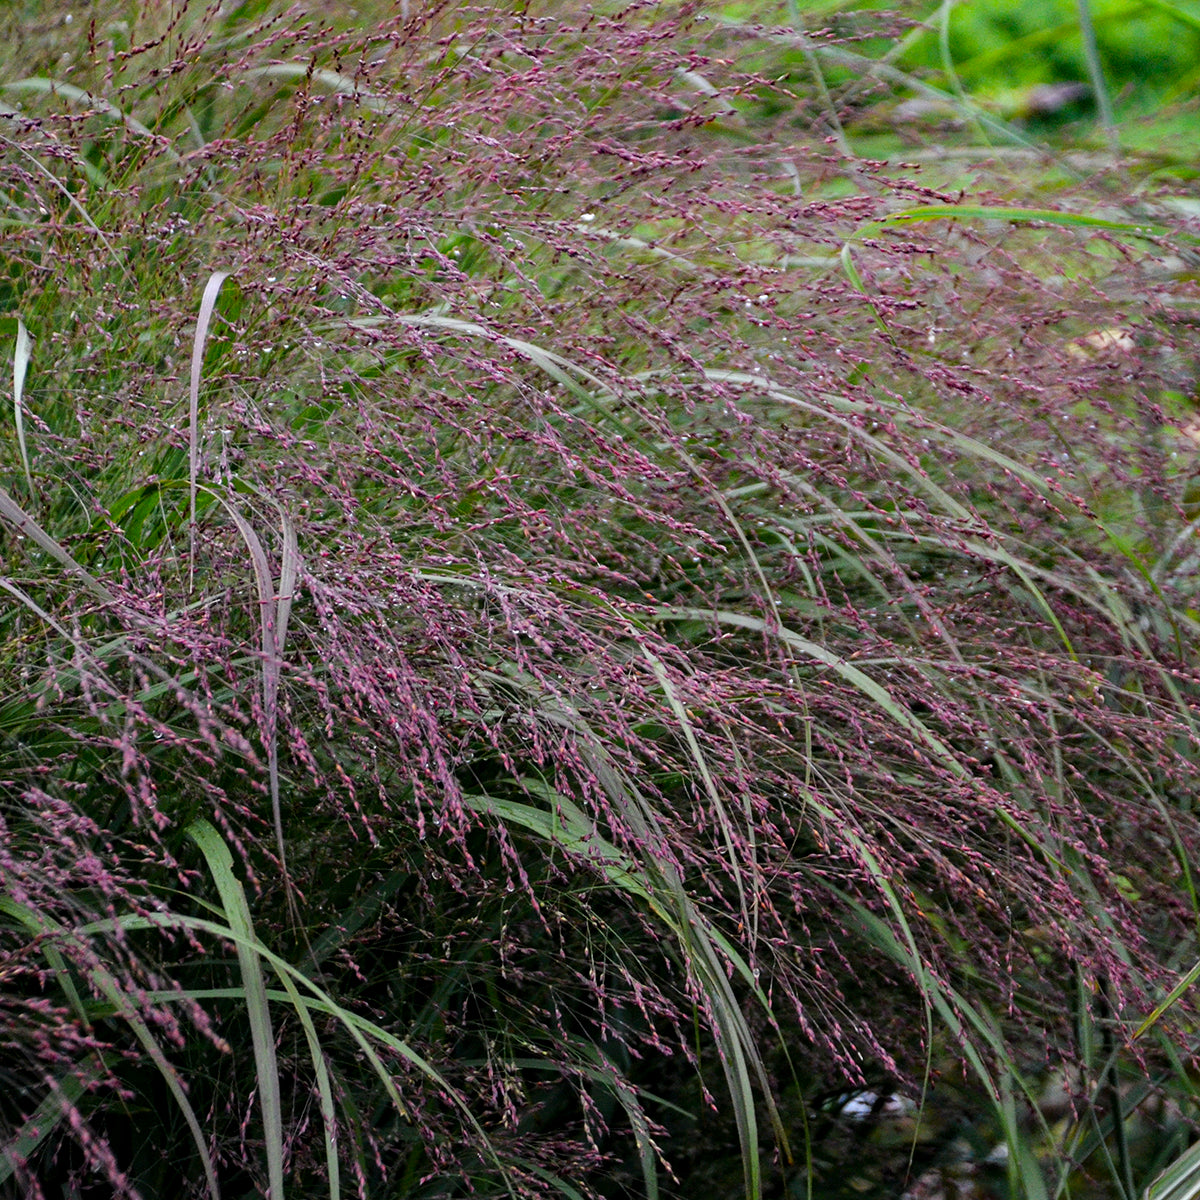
[3,1,1200,1197]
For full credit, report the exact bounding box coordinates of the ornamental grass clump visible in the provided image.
[2,2,1200,1198]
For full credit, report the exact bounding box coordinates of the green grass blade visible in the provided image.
[0,486,116,603]
[1,78,176,153]
[784,0,853,156]
[511,1161,589,1200]
[650,604,1070,869]
[839,243,890,334]
[638,644,752,940]
[206,493,296,915]
[858,204,1162,238]
[832,887,1051,1200]
[125,975,348,1200]
[1140,0,1200,33]
[239,64,389,112]
[0,1054,114,1186]
[1134,958,1200,1039]
[0,129,125,274]
[1075,0,1117,143]
[799,42,1040,149]
[83,906,521,1199]
[186,820,284,1200]
[39,938,91,1032]
[935,0,989,144]
[0,897,221,1200]
[305,867,411,971]
[706,369,1085,657]
[466,778,789,1198]
[188,820,338,1200]
[650,605,967,774]
[274,505,299,652]
[271,971,340,1200]
[11,317,33,497]
[188,271,232,590]
[346,312,656,454]
[1145,1130,1200,1200]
